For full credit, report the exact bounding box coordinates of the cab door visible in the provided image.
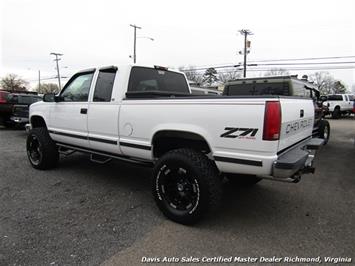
[48,70,95,148]
[87,67,120,154]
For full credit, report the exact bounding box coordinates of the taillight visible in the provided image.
[0,92,7,103]
[263,101,281,141]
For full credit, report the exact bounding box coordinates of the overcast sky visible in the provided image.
[1,0,354,90]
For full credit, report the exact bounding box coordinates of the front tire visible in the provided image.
[152,148,222,225]
[318,119,330,145]
[26,127,59,170]
[332,108,341,119]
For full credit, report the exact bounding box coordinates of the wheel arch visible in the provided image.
[152,129,213,158]
[30,115,47,128]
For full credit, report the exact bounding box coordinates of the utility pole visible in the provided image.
[130,24,141,64]
[38,70,41,92]
[238,29,253,78]
[50,52,63,90]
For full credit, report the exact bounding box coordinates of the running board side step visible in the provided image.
[58,146,76,156]
[56,142,153,167]
[306,138,325,150]
[90,154,112,164]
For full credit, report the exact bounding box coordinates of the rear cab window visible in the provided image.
[224,82,289,96]
[127,67,189,97]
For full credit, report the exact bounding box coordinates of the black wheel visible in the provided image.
[318,119,330,145]
[0,116,8,128]
[152,148,222,225]
[225,173,262,186]
[332,108,341,119]
[26,127,59,170]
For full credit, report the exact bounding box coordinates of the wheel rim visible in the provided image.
[27,135,42,165]
[157,164,200,214]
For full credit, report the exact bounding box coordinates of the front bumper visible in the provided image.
[10,116,29,124]
[272,138,324,180]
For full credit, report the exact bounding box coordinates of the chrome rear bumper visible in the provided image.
[272,138,324,180]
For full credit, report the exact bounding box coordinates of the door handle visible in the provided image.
[80,108,87,114]
[300,109,304,118]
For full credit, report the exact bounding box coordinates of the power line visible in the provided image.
[183,65,355,75]
[255,61,355,66]
[217,65,355,73]
[181,61,355,73]
[248,55,355,63]
[179,55,355,72]
[28,76,69,82]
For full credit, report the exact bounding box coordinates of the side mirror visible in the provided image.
[43,93,55,102]
[54,95,63,102]
[320,95,328,102]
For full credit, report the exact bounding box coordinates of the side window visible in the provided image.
[93,69,117,102]
[60,72,94,102]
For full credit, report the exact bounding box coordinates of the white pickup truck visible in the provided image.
[324,94,354,119]
[26,65,323,224]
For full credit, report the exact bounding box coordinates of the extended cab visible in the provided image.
[323,94,354,119]
[27,65,323,224]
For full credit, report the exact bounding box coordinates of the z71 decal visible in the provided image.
[220,127,258,139]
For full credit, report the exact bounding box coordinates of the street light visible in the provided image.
[129,24,154,63]
[137,36,154,41]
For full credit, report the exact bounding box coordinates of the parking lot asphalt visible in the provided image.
[1,118,355,266]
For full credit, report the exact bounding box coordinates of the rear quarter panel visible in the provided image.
[119,98,279,175]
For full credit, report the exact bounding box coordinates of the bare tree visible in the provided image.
[218,70,241,83]
[264,68,290,77]
[179,65,203,85]
[309,72,335,95]
[0,74,28,92]
[309,72,348,95]
[34,83,60,94]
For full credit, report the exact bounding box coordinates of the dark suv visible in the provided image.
[223,76,330,144]
[0,91,42,128]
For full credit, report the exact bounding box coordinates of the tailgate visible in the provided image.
[278,98,314,152]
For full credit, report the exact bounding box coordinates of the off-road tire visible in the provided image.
[318,119,330,145]
[26,127,59,170]
[152,148,222,225]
